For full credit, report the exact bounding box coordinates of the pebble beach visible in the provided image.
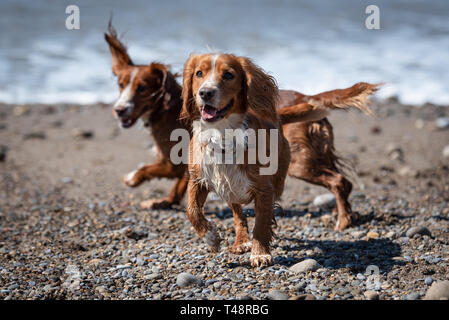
[1,99,449,300]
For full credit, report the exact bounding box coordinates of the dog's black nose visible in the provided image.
[115,107,127,117]
[199,88,216,101]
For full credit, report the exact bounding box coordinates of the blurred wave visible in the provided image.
[0,0,448,105]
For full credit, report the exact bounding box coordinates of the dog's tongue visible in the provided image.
[202,105,217,120]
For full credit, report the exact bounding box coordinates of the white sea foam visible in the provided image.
[0,0,448,106]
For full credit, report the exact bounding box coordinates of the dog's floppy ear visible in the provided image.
[150,63,177,111]
[180,54,200,121]
[104,20,133,75]
[237,56,279,122]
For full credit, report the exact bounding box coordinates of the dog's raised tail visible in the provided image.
[279,82,382,125]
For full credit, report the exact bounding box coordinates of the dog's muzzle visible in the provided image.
[114,102,136,128]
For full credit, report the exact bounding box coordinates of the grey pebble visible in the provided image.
[356,273,366,281]
[313,193,336,209]
[268,290,289,300]
[424,281,449,300]
[7,284,19,290]
[406,226,432,238]
[236,294,252,300]
[306,283,318,291]
[289,259,321,273]
[405,292,420,300]
[443,145,449,158]
[61,177,73,184]
[435,117,449,129]
[364,290,379,300]
[176,272,202,288]
[136,257,145,266]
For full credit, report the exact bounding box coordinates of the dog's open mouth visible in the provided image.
[120,118,137,128]
[201,99,233,122]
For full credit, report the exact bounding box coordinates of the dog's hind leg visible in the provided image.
[229,203,251,254]
[286,120,356,231]
[289,160,355,231]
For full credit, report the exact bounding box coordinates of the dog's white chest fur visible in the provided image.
[193,115,252,204]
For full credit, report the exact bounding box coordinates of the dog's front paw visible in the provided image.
[140,198,173,210]
[204,220,221,252]
[123,170,143,187]
[250,254,273,268]
[230,241,252,254]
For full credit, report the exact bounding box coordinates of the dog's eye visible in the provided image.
[137,85,146,93]
[223,72,234,80]
[196,70,203,78]
[119,83,124,89]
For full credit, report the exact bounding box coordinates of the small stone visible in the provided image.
[125,229,148,241]
[0,145,7,162]
[293,281,307,291]
[351,230,366,239]
[435,117,449,130]
[236,294,252,300]
[145,273,162,281]
[88,258,103,266]
[43,284,53,291]
[116,264,131,270]
[398,166,418,177]
[385,231,395,238]
[313,194,336,209]
[268,289,289,300]
[386,143,404,162]
[23,132,46,140]
[366,231,379,239]
[61,177,73,184]
[13,105,30,116]
[176,272,202,288]
[289,259,321,274]
[405,292,420,300]
[424,281,449,300]
[415,119,424,129]
[289,294,316,300]
[71,128,94,139]
[370,126,382,134]
[405,226,431,238]
[95,286,107,294]
[425,277,433,286]
[356,273,366,281]
[306,283,317,291]
[442,145,449,158]
[8,284,19,290]
[364,290,379,300]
